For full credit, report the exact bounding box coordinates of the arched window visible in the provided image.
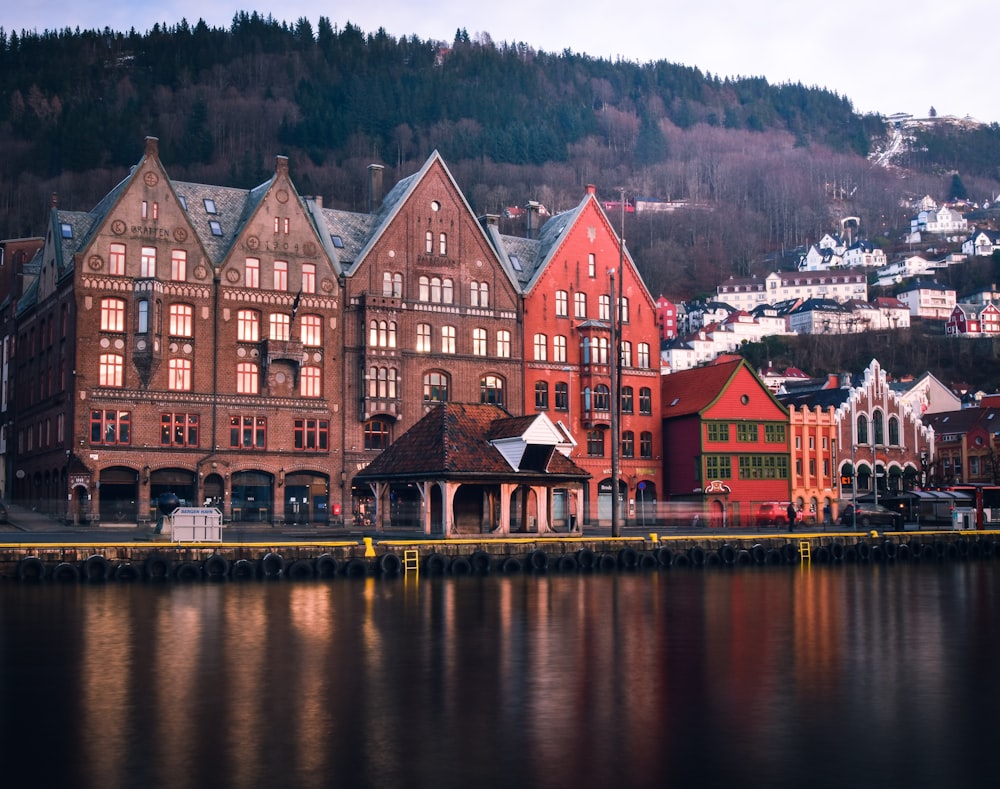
[364,418,392,450]
[423,372,449,402]
[593,384,610,411]
[555,382,569,411]
[136,300,150,333]
[481,374,504,405]
[640,431,653,458]
[236,362,259,394]
[441,325,456,354]
[873,410,885,445]
[888,415,900,446]
[535,381,549,409]
[857,414,869,444]
[425,231,434,254]
[383,271,402,297]
[620,386,634,413]
[416,323,431,352]
[439,232,447,256]
[473,328,487,356]
[619,341,632,367]
[471,281,489,307]
[621,431,635,458]
[587,430,604,457]
[534,333,548,361]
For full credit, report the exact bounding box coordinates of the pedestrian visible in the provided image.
[786,501,796,531]
[822,502,832,527]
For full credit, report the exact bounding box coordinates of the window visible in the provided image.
[599,294,611,321]
[168,358,192,391]
[473,328,487,356]
[209,221,223,236]
[300,366,321,397]
[873,410,885,445]
[637,343,650,369]
[857,414,869,444]
[229,415,266,449]
[618,297,630,323]
[236,362,259,394]
[555,382,569,411]
[364,418,392,450]
[621,386,634,414]
[574,292,587,318]
[301,263,316,294]
[620,341,632,368]
[369,366,398,399]
[367,320,397,348]
[765,424,786,443]
[707,423,729,442]
[137,300,150,333]
[471,281,489,307]
[294,419,329,451]
[535,381,549,409]
[160,413,199,447]
[496,330,511,358]
[238,310,260,342]
[481,374,504,405]
[555,290,568,317]
[168,304,193,337]
[109,243,126,276]
[441,325,456,354]
[439,232,447,256]
[737,423,758,442]
[419,276,431,302]
[274,216,290,234]
[534,333,548,361]
[269,313,290,341]
[99,354,123,387]
[273,260,288,291]
[91,410,130,445]
[706,455,732,479]
[588,253,596,278]
[300,314,322,346]
[416,323,432,352]
[424,372,449,402]
[100,298,126,332]
[246,257,260,288]
[640,431,653,458]
[889,416,900,446]
[170,250,186,281]
[587,430,605,457]
[383,272,402,297]
[553,335,567,363]
[639,388,652,415]
[140,246,156,277]
[204,198,217,214]
[425,231,433,254]
[621,431,635,458]
[593,384,610,412]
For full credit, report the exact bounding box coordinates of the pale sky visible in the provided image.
[5,1,998,124]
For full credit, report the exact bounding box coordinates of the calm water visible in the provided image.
[2,563,999,789]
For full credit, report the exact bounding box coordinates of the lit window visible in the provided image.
[534,333,548,361]
[599,294,611,321]
[425,231,433,254]
[368,367,398,399]
[637,343,650,369]
[471,281,489,307]
[168,358,192,391]
[473,328,487,356]
[496,330,511,358]
[245,258,260,288]
[302,263,316,294]
[419,276,430,301]
[170,250,186,281]
[140,247,156,277]
[442,278,454,304]
[424,371,449,402]
[269,313,290,341]
[588,253,596,278]
[555,290,568,317]
[236,362,258,394]
[416,323,431,352]
[574,292,587,318]
[441,325,456,354]
[99,354,124,387]
[237,310,260,342]
[553,335,566,362]
[168,304,193,337]
[439,232,447,256]
[300,366,321,397]
[273,260,288,291]
[300,314,322,346]
[100,298,126,332]
[109,243,126,275]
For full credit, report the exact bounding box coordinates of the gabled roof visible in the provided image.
[352,402,589,482]
[660,356,745,417]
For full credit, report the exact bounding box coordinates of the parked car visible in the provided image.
[838,503,903,530]
[756,501,792,527]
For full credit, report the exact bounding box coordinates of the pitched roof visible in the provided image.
[660,356,745,417]
[353,402,589,482]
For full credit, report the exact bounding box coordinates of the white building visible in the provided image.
[716,270,868,311]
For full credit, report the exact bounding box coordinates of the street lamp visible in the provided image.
[609,267,621,538]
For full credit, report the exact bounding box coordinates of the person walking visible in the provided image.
[786,501,797,532]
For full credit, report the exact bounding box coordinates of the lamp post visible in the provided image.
[851,443,858,530]
[609,267,621,538]
[873,443,881,509]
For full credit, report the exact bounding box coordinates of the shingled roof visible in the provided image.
[660,356,746,417]
[353,402,589,483]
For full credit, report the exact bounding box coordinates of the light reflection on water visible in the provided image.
[2,563,998,789]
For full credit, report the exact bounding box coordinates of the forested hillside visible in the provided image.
[3,12,1000,300]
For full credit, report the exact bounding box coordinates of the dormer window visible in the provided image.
[204,198,217,214]
[60,223,73,239]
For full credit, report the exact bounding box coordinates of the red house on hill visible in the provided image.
[661,356,790,528]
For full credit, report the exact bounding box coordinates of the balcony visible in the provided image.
[264,339,304,368]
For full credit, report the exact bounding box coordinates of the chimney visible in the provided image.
[481,214,499,228]
[276,155,289,176]
[586,184,597,195]
[368,164,384,214]
[145,136,159,157]
[525,201,542,240]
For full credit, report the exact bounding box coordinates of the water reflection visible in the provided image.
[2,563,998,788]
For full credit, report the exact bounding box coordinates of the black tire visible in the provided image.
[144,554,171,580]
[896,543,911,562]
[704,551,722,567]
[316,553,339,578]
[16,556,45,581]
[500,556,523,574]
[764,548,782,565]
[830,542,845,562]
[287,559,315,580]
[556,553,579,572]
[750,544,767,565]
[781,544,798,564]
[656,546,673,567]
[174,562,201,581]
[735,549,752,566]
[871,544,884,563]
[672,552,691,567]
[469,550,492,575]
[449,556,472,576]
[689,546,706,566]
[203,554,230,580]
[814,545,831,564]
[425,553,450,576]
[114,562,141,582]
[377,553,402,577]
[883,541,898,560]
[597,552,617,571]
[856,541,872,562]
[528,549,549,572]
[230,558,256,580]
[617,547,639,569]
[83,554,111,582]
[638,552,658,570]
[260,552,285,579]
[577,547,597,570]
[51,562,80,583]
[719,544,737,566]
[344,557,370,578]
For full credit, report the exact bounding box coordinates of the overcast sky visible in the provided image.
[6,1,998,124]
